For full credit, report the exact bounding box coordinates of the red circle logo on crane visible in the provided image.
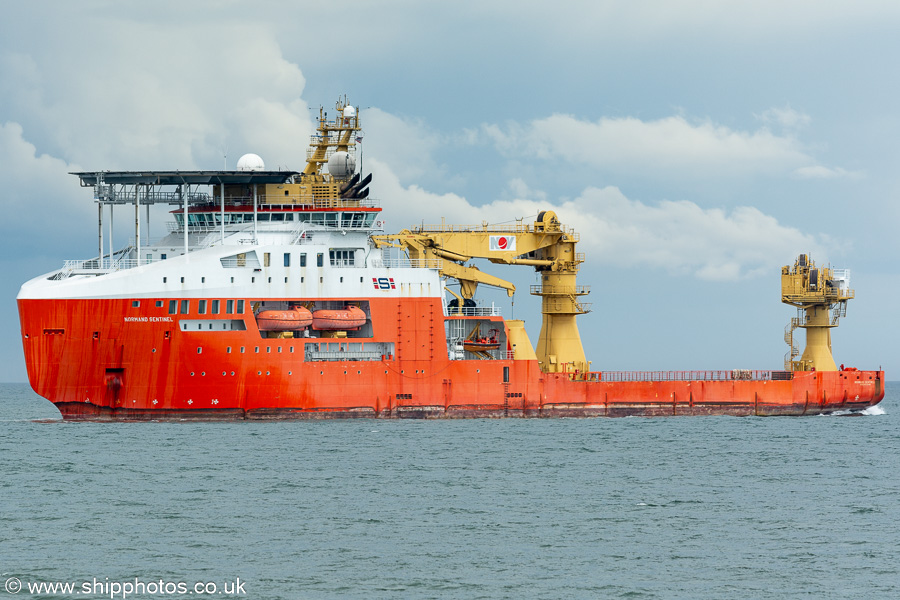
[497,236,509,250]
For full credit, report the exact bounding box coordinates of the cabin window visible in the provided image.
[161,254,167,260]
[317,253,324,267]
[329,249,355,267]
[198,300,207,315]
[226,300,234,314]
[300,253,307,267]
[283,253,291,267]
[132,301,140,308]
[180,300,189,314]
[237,300,245,313]
[156,301,164,308]
[271,213,285,222]
[168,300,177,314]
[211,300,220,314]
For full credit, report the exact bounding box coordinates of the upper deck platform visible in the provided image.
[72,171,299,187]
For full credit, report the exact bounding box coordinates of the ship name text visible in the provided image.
[124,316,174,323]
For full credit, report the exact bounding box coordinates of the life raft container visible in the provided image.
[256,306,313,331]
[312,305,367,331]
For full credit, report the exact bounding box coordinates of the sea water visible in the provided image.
[1,382,898,599]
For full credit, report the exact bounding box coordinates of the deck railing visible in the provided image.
[375,258,443,269]
[444,305,503,317]
[592,370,793,382]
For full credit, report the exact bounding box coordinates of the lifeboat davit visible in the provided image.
[312,305,367,331]
[256,306,313,331]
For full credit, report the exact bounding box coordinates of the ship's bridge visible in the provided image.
[71,169,381,271]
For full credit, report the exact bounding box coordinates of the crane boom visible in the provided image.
[373,211,591,374]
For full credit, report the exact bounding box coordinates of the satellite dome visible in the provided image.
[327,151,356,179]
[236,153,265,171]
[342,105,356,119]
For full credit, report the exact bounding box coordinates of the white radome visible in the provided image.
[236,153,265,171]
[327,151,356,179]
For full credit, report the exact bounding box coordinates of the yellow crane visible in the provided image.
[372,211,592,375]
[781,253,854,371]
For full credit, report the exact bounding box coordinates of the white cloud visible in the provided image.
[0,122,91,241]
[1,18,309,171]
[372,156,825,281]
[793,165,862,179]
[482,113,821,179]
[758,105,812,131]
[360,109,444,183]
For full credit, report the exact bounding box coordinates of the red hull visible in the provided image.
[18,297,884,421]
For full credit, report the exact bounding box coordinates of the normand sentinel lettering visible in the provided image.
[124,316,173,323]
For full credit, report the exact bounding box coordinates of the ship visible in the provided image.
[17,97,884,420]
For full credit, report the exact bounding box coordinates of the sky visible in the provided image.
[2,0,899,382]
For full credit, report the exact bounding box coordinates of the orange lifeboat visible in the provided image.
[463,328,500,353]
[256,306,313,331]
[312,305,367,331]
